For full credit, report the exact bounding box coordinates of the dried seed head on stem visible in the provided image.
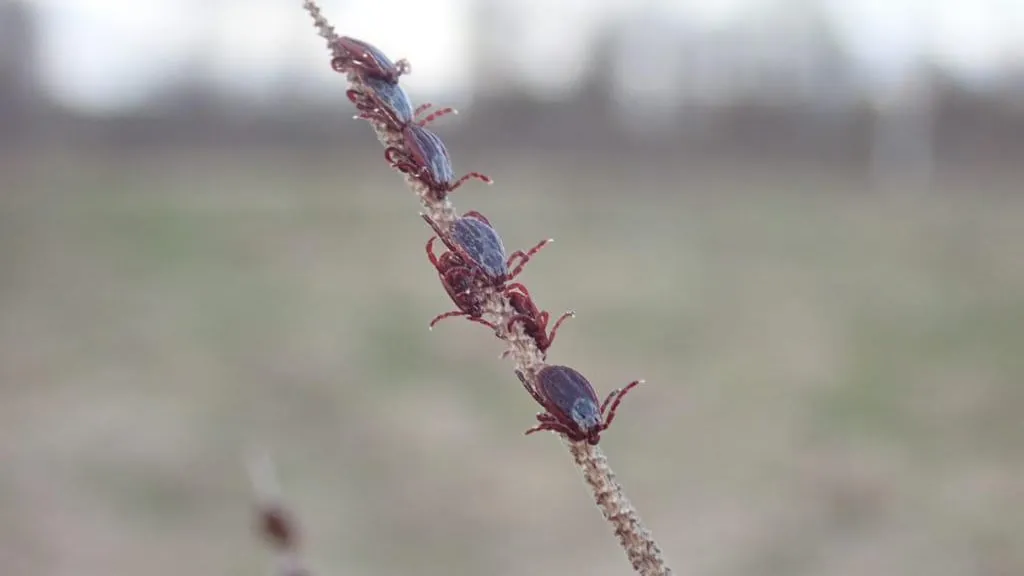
[300,2,673,574]
[301,0,339,49]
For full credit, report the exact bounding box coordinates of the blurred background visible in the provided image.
[1,0,1023,574]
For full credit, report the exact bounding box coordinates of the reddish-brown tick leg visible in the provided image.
[466,316,498,330]
[385,147,417,173]
[546,311,576,347]
[505,282,531,299]
[345,89,366,105]
[414,104,458,127]
[515,369,547,406]
[425,236,442,268]
[525,414,562,435]
[600,380,643,428]
[506,314,533,333]
[421,214,460,254]
[506,238,552,279]
[429,310,468,329]
[460,210,491,226]
[447,172,494,193]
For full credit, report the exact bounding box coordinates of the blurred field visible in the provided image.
[1,146,1022,576]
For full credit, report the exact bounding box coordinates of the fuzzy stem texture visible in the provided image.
[301,2,672,574]
[567,440,672,575]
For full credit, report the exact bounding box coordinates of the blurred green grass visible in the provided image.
[1,148,1022,576]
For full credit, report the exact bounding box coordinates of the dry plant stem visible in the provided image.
[301,2,672,574]
[568,441,672,575]
[302,0,339,48]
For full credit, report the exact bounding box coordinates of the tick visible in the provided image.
[424,211,550,328]
[503,283,575,359]
[347,77,456,131]
[385,125,493,201]
[424,233,496,331]
[516,365,642,445]
[330,36,409,84]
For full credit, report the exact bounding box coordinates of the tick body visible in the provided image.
[347,77,457,132]
[385,125,493,201]
[330,36,409,84]
[447,213,508,278]
[503,283,574,359]
[516,365,641,445]
[424,211,551,328]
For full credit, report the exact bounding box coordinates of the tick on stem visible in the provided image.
[347,77,456,132]
[329,36,410,84]
[424,211,550,328]
[386,125,493,201]
[502,283,574,359]
[424,234,495,331]
[516,365,642,445]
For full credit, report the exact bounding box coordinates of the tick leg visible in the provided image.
[421,213,445,236]
[506,238,552,279]
[391,160,422,176]
[448,172,494,192]
[600,380,643,428]
[384,146,402,164]
[525,419,580,441]
[524,415,563,435]
[429,310,469,328]
[546,310,575,348]
[356,108,405,130]
[506,313,548,356]
[385,148,429,178]
[533,412,559,425]
[523,423,546,436]
[347,93,374,111]
[504,282,532,300]
[346,89,371,107]
[421,214,463,255]
[384,146,416,172]
[443,265,478,296]
[506,313,535,333]
[467,316,498,330]
[348,91,393,124]
[460,210,491,226]
[354,112,382,123]
[515,370,547,407]
[425,236,441,268]
[414,104,457,127]
[330,56,348,74]
[413,102,432,117]
[429,303,493,330]
[364,107,406,130]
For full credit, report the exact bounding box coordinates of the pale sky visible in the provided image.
[23,0,1024,114]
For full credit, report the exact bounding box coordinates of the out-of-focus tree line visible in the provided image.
[2,0,1022,178]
